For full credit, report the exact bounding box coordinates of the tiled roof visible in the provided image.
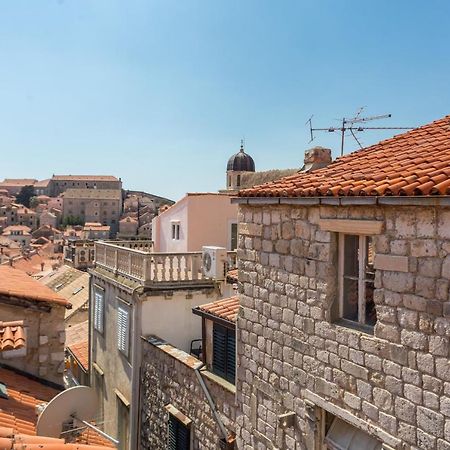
[0,179,37,186]
[67,340,89,371]
[65,321,89,348]
[0,266,70,308]
[0,367,114,448]
[34,179,51,187]
[240,115,450,198]
[226,269,238,283]
[0,321,25,351]
[3,226,31,235]
[39,266,89,320]
[63,189,122,200]
[6,252,62,276]
[52,175,119,182]
[194,296,240,323]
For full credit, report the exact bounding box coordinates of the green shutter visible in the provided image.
[168,414,190,450]
[213,323,236,384]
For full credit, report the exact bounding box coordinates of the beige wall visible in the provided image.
[141,288,217,353]
[152,194,237,253]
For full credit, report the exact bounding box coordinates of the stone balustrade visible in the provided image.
[95,241,236,287]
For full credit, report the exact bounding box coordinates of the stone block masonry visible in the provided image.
[140,336,237,449]
[236,204,450,450]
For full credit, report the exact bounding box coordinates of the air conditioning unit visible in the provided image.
[202,246,227,280]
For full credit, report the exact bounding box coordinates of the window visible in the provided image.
[117,303,130,357]
[236,174,241,187]
[325,414,382,449]
[168,414,190,450]
[171,223,180,240]
[230,223,238,250]
[93,289,105,333]
[212,323,236,383]
[117,396,130,450]
[93,367,104,426]
[337,234,376,329]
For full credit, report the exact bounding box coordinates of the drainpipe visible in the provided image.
[193,362,228,441]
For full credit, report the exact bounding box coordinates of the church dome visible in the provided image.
[227,143,255,172]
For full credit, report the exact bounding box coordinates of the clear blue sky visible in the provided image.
[1,1,449,201]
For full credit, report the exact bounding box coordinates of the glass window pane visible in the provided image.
[343,278,358,322]
[344,235,359,277]
[365,281,376,326]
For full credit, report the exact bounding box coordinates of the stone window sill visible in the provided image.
[333,318,375,336]
[201,368,236,394]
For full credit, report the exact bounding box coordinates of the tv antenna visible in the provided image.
[306,108,414,156]
[36,385,119,445]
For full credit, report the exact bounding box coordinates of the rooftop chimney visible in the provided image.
[300,146,332,172]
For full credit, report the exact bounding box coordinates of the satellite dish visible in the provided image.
[37,386,97,438]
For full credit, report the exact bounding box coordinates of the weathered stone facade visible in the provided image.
[140,337,237,449]
[0,300,66,386]
[236,204,450,450]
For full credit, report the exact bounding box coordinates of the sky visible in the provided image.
[1,0,449,201]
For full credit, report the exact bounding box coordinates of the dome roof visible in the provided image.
[227,144,255,172]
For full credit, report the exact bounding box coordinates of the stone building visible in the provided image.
[2,225,32,247]
[119,216,139,237]
[62,188,122,234]
[40,209,58,228]
[63,238,95,270]
[49,174,122,196]
[233,116,450,449]
[0,265,71,386]
[0,178,37,196]
[16,206,38,229]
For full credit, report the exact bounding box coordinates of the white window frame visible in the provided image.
[338,233,375,327]
[117,302,131,357]
[93,288,105,334]
[171,221,180,240]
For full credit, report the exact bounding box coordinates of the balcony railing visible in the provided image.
[94,241,236,288]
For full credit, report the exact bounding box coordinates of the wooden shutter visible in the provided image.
[94,291,104,333]
[117,305,130,357]
[213,324,227,379]
[168,414,190,450]
[213,323,236,384]
[226,328,236,383]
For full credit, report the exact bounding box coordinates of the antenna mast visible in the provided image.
[307,109,414,156]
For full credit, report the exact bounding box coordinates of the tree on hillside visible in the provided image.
[16,185,35,208]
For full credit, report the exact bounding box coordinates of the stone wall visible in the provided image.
[236,204,450,450]
[140,337,237,449]
[0,301,66,386]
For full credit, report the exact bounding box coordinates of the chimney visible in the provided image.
[300,146,332,172]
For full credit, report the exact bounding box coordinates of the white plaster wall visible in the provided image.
[141,289,216,353]
[152,196,189,253]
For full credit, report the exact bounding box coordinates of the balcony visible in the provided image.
[94,241,236,289]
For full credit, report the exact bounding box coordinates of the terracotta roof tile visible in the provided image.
[51,175,119,182]
[194,296,240,323]
[240,115,450,198]
[0,267,70,308]
[0,321,25,351]
[226,269,238,283]
[0,368,114,448]
[67,341,89,371]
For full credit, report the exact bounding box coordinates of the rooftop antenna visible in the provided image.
[36,385,119,446]
[306,108,414,156]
